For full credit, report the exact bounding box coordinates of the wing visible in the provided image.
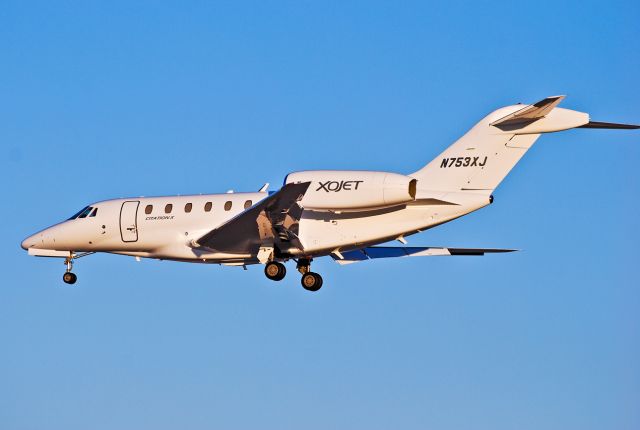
[196,182,311,255]
[333,246,517,265]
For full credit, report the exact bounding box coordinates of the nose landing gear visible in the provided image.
[63,254,77,284]
[60,252,94,285]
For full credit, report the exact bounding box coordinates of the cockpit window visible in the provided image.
[68,206,90,220]
[68,206,98,220]
[78,206,93,219]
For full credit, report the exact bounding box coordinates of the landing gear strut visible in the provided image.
[59,252,93,285]
[264,261,286,281]
[63,255,77,284]
[297,258,323,291]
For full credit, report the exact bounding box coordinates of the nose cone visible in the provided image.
[21,222,81,252]
[21,233,40,250]
[21,227,55,250]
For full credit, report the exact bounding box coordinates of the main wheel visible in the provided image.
[62,272,77,285]
[301,272,323,291]
[264,262,286,281]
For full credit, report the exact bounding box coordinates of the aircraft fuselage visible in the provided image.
[21,191,485,264]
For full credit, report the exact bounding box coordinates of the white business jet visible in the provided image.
[21,96,638,291]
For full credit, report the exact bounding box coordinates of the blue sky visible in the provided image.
[1,1,638,429]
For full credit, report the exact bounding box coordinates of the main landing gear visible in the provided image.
[300,272,323,292]
[296,258,323,292]
[263,258,324,291]
[264,261,286,281]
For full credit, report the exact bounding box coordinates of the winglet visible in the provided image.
[490,95,566,127]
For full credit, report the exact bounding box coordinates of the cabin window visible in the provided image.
[224,201,232,211]
[204,202,212,212]
[165,203,173,214]
[89,208,98,217]
[244,200,252,209]
[145,205,153,215]
[185,203,192,213]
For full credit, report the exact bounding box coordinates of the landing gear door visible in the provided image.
[120,201,140,242]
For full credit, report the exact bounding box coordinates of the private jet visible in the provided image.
[21,96,638,291]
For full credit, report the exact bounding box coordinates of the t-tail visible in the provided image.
[411,95,639,194]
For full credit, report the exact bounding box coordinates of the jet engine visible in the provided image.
[284,170,417,211]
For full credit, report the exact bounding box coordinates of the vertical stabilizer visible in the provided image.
[411,96,590,193]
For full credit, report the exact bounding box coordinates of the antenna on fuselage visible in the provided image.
[258,183,269,192]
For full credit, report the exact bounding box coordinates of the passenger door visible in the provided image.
[120,201,140,242]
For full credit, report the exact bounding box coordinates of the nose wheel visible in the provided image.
[63,272,77,284]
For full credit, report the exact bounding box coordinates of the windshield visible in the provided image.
[68,206,97,220]
[68,206,89,220]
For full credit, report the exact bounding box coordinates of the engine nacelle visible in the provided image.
[284,170,417,211]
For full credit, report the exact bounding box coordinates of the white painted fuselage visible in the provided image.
[21,191,488,264]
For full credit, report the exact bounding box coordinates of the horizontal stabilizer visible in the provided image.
[578,121,640,129]
[490,95,565,127]
[332,246,516,264]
